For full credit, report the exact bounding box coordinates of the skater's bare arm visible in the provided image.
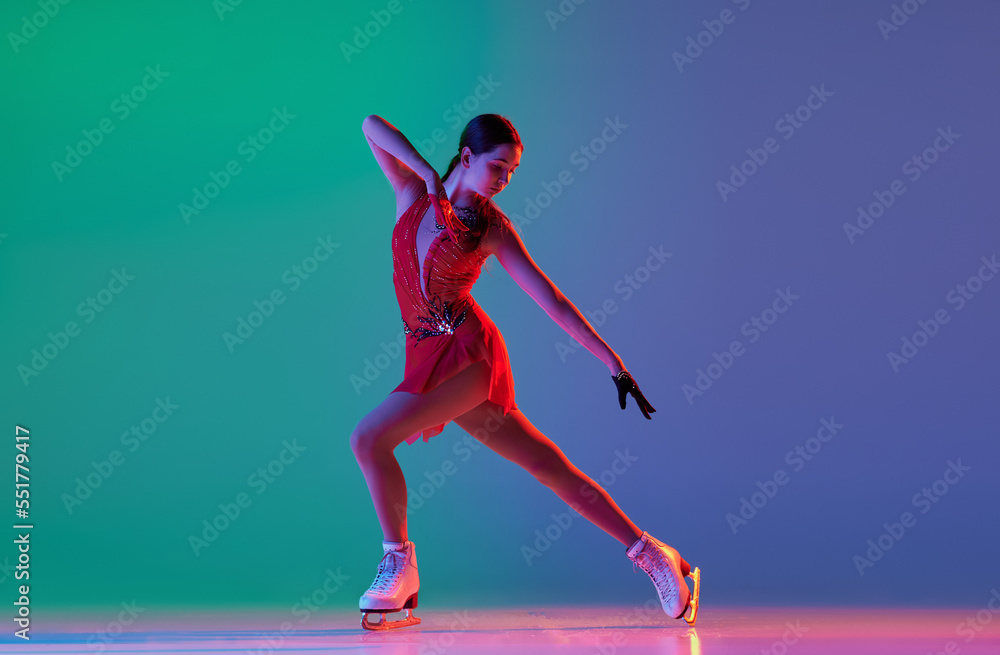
[489,221,626,375]
[362,115,437,194]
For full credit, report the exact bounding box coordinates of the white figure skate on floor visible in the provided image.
[627,531,701,626]
[359,539,421,630]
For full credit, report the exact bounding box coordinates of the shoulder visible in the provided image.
[479,203,520,256]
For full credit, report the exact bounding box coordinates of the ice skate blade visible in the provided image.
[682,567,701,626]
[361,608,421,631]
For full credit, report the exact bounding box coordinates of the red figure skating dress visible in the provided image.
[390,190,518,445]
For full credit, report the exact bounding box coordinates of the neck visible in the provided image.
[444,169,481,208]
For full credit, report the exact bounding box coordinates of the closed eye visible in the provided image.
[493,163,517,176]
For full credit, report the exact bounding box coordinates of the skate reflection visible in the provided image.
[689,627,702,655]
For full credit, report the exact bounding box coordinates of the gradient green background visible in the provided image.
[2,0,998,621]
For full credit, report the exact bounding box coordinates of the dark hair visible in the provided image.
[442,113,522,183]
[440,114,523,275]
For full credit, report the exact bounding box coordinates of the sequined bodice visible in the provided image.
[392,191,490,345]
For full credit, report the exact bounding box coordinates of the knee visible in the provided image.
[350,423,383,461]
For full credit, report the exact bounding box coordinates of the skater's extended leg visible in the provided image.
[350,361,492,543]
[452,401,642,547]
[453,400,701,625]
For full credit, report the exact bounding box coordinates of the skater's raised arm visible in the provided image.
[486,220,626,376]
[362,115,438,194]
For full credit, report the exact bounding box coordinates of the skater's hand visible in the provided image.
[612,371,656,420]
[427,190,454,227]
[426,174,468,238]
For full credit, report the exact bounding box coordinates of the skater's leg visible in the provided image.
[350,361,492,543]
[452,402,701,625]
[452,401,643,547]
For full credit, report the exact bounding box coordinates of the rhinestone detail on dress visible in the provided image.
[401,302,468,343]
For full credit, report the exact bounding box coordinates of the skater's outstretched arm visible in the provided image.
[486,219,625,376]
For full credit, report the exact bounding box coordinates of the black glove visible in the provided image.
[611,370,656,420]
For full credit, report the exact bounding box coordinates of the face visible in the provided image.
[464,143,521,198]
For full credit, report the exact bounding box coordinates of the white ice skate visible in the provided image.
[359,540,421,630]
[626,531,701,626]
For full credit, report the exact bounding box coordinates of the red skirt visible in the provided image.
[392,302,518,445]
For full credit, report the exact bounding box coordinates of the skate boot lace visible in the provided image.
[632,543,678,606]
[367,548,406,594]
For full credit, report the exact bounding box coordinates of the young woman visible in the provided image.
[352,113,699,630]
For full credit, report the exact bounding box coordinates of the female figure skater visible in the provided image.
[352,113,699,630]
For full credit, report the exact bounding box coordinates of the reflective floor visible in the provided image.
[6,604,999,654]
